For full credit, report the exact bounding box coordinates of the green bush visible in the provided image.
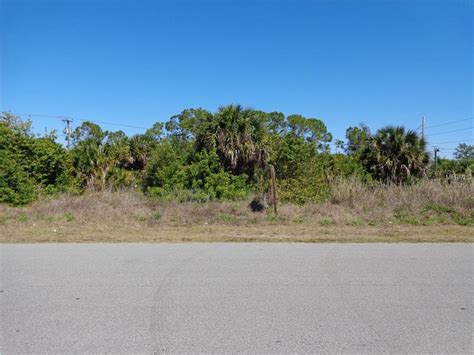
[144,146,251,201]
[0,121,77,205]
[432,158,473,179]
[275,153,367,204]
[0,150,36,206]
[2,108,470,210]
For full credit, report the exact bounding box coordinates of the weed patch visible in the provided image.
[1,187,473,243]
[17,214,29,222]
[63,212,75,222]
[319,218,333,226]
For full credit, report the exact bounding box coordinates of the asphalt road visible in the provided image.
[1,243,472,353]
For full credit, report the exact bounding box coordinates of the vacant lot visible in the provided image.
[1,187,472,243]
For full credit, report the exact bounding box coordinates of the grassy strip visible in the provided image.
[1,190,472,243]
[1,224,472,243]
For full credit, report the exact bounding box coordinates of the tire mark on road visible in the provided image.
[149,244,220,353]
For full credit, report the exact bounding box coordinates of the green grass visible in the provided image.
[349,218,365,226]
[221,214,238,222]
[319,218,333,226]
[393,204,473,226]
[63,212,75,222]
[17,214,29,222]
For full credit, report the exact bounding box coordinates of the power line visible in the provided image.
[7,111,150,130]
[77,119,149,130]
[426,127,473,137]
[430,139,474,145]
[7,111,474,139]
[9,112,65,120]
[425,117,473,129]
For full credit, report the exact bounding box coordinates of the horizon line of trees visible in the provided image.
[1,106,473,206]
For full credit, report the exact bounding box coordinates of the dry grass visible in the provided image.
[1,179,473,243]
[328,177,473,222]
[1,223,472,243]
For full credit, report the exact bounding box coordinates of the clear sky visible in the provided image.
[1,0,472,156]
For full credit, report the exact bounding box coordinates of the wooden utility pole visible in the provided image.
[434,147,440,173]
[270,165,278,216]
[422,115,426,140]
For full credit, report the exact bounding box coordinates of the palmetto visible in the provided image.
[363,126,428,183]
[198,104,268,176]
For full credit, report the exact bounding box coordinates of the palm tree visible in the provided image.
[197,105,269,177]
[71,122,132,190]
[128,134,157,170]
[362,126,428,183]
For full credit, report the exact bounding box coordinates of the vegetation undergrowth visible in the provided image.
[1,178,472,231]
[1,108,473,243]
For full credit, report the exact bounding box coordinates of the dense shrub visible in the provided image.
[271,142,368,204]
[346,125,428,183]
[0,119,77,205]
[432,158,473,179]
[144,145,251,201]
[0,150,36,206]
[2,109,470,208]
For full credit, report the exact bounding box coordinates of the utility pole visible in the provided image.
[421,114,426,140]
[62,117,73,148]
[270,165,278,216]
[434,147,440,174]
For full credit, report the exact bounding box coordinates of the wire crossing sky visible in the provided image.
[1,0,472,157]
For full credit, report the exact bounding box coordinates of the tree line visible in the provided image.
[1,106,472,206]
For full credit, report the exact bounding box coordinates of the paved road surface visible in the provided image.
[1,243,473,353]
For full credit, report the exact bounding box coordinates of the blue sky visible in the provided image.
[1,0,472,156]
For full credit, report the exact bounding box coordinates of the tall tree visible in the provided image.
[193,105,269,177]
[454,143,474,160]
[361,126,428,183]
[0,114,74,204]
[287,114,332,151]
[1,112,32,136]
[128,123,163,170]
[345,124,371,155]
[71,122,131,190]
